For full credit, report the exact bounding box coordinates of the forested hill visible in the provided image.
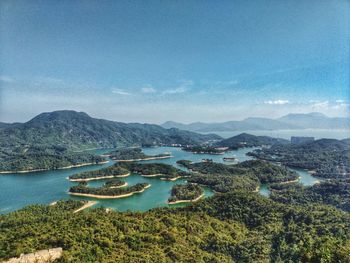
[0,110,221,150]
[215,133,289,149]
[248,138,350,179]
[1,193,350,262]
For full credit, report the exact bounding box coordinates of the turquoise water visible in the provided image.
[259,184,270,197]
[0,146,319,213]
[289,167,322,186]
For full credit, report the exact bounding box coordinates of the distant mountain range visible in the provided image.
[0,110,221,150]
[161,112,350,132]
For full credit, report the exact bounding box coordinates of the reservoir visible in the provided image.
[0,146,319,213]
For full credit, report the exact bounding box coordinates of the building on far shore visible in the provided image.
[291,136,315,145]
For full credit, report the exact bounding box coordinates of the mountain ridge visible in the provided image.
[0,110,221,150]
[161,112,350,131]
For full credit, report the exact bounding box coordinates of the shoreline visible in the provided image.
[253,185,260,192]
[278,176,301,185]
[188,151,225,155]
[69,172,130,182]
[113,155,173,162]
[69,184,151,199]
[109,182,128,188]
[160,176,181,181]
[140,173,163,177]
[168,193,204,205]
[73,201,97,213]
[0,160,110,174]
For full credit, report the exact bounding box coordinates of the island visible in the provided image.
[104,179,128,188]
[106,148,172,161]
[182,146,228,155]
[168,183,204,204]
[176,159,194,167]
[180,159,299,193]
[120,162,191,180]
[69,182,150,199]
[69,164,130,181]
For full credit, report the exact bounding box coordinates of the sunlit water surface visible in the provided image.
[0,146,320,213]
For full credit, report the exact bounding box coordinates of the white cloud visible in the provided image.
[141,85,156,93]
[264,99,290,105]
[0,75,14,83]
[111,88,132,96]
[310,100,329,109]
[162,80,193,95]
[163,86,187,94]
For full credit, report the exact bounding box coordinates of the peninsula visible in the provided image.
[119,162,191,180]
[69,164,130,181]
[247,138,350,179]
[0,145,108,174]
[69,182,150,199]
[168,184,204,204]
[180,159,299,193]
[107,148,172,162]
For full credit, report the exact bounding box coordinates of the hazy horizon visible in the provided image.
[1,0,349,123]
[1,109,349,126]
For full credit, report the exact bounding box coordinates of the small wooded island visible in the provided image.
[104,179,128,188]
[168,183,204,204]
[182,146,228,154]
[120,162,191,180]
[69,165,130,181]
[69,181,150,199]
[107,148,172,161]
[179,159,299,193]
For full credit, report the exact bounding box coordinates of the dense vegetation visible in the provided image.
[0,110,221,151]
[181,159,299,192]
[188,173,259,193]
[176,159,194,166]
[0,110,221,172]
[0,146,105,172]
[168,184,204,203]
[182,146,226,154]
[107,147,171,161]
[104,179,126,188]
[119,162,191,179]
[248,138,350,179]
[1,111,349,261]
[235,160,299,184]
[69,164,129,180]
[69,182,149,197]
[215,133,288,149]
[270,179,350,212]
[1,193,349,262]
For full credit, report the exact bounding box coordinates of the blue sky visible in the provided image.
[0,0,349,123]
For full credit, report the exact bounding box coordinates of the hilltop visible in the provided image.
[0,110,221,150]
